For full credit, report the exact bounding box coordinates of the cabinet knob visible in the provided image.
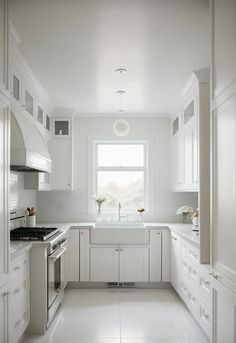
[2,291,9,297]
[120,249,123,251]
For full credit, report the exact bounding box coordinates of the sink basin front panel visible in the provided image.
[90,228,150,245]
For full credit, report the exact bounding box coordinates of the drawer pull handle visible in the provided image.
[2,291,9,297]
[13,265,21,271]
[171,236,177,241]
[204,280,210,285]
[13,287,21,295]
[120,249,123,251]
[115,249,119,252]
[14,319,21,328]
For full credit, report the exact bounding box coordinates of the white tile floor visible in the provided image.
[23,288,209,343]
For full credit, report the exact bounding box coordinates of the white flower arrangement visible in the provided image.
[176,205,194,223]
[92,194,109,206]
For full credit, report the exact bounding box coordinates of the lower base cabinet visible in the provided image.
[90,247,119,282]
[0,283,9,343]
[211,277,236,343]
[90,246,149,283]
[10,251,30,343]
[119,247,149,282]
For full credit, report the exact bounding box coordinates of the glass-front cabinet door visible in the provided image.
[52,118,71,138]
[24,89,34,116]
[183,98,195,126]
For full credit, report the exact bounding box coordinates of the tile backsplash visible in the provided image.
[10,171,36,229]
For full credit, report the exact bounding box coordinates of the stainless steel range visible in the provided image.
[10,226,67,333]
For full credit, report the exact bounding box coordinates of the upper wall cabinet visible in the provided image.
[212,0,236,101]
[52,117,71,138]
[171,69,210,264]
[171,69,209,193]
[0,0,9,98]
[51,117,73,190]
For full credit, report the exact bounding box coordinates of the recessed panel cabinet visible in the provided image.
[171,70,209,192]
[51,139,72,190]
[0,283,9,343]
[51,117,73,190]
[90,247,119,282]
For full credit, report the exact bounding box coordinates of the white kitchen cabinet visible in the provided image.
[10,251,30,343]
[182,100,198,191]
[51,139,72,190]
[119,247,149,282]
[79,229,90,282]
[52,117,72,138]
[150,230,162,282]
[0,283,9,343]
[170,232,180,292]
[161,229,170,282]
[171,113,184,190]
[90,247,119,282]
[0,99,10,289]
[0,0,9,98]
[68,229,80,282]
[211,275,236,343]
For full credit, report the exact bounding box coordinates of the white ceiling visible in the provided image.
[10,0,209,116]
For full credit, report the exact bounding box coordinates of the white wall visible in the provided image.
[37,116,197,223]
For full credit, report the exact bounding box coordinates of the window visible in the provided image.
[94,142,147,211]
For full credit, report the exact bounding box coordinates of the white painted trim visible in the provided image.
[88,137,154,216]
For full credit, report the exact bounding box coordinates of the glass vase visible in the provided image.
[97,205,102,222]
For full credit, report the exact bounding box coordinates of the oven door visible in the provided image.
[48,246,67,310]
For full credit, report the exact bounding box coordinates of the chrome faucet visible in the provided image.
[118,202,121,221]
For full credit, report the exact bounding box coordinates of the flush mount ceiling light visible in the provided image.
[116,90,126,95]
[113,119,130,137]
[115,68,127,74]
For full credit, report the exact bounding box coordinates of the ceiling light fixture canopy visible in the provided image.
[115,68,127,74]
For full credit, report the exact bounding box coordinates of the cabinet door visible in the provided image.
[0,101,9,288]
[172,133,184,189]
[51,139,72,190]
[150,230,162,282]
[212,96,236,285]
[170,233,180,291]
[182,116,198,191]
[68,229,80,282]
[53,118,71,138]
[212,0,236,98]
[0,0,9,97]
[80,229,90,282]
[211,276,236,343]
[119,247,149,282]
[90,247,119,282]
[0,283,9,343]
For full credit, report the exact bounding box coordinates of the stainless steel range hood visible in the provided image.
[10,110,52,173]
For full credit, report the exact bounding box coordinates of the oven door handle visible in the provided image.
[48,247,67,261]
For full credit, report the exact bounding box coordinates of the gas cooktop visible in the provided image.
[10,227,60,241]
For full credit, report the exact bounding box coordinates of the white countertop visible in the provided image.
[10,221,199,260]
[37,221,199,245]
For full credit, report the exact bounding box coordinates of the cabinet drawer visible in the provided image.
[11,277,29,307]
[188,245,199,263]
[11,308,30,343]
[188,283,199,319]
[188,262,199,288]
[11,253,29,281]
[199,297,211,337]
[199,273,211,302]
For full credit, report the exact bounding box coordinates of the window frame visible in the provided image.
[92,140,148,213]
